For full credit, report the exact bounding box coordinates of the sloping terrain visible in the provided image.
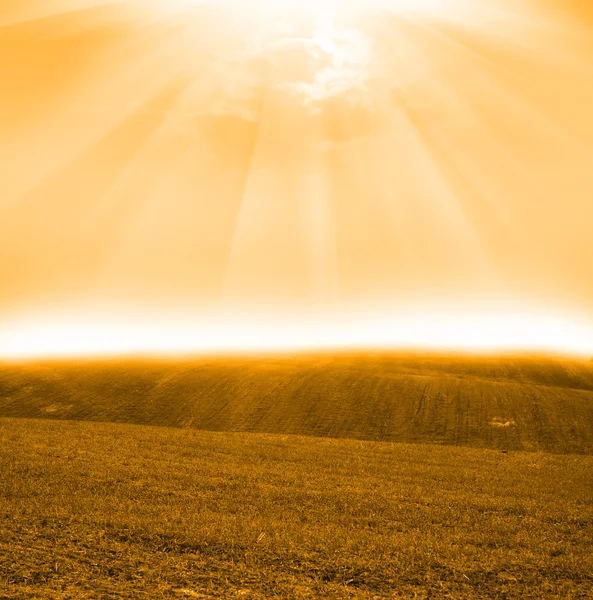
[1,418,592,599]
[1,353,593,453]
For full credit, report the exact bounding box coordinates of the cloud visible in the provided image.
[273,16,373,110]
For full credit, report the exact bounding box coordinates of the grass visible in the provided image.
[1,353,593,597]
[1,352,593,453]
[1,417,592,599]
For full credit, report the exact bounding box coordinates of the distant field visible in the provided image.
[1,353,593,453]
[1,417,592,599]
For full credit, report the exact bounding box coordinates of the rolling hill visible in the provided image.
[1,352,592,453]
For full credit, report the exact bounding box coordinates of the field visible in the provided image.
[1,353,593,453]
[1,353,593,598]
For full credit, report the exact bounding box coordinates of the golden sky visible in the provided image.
[1,0,593,357]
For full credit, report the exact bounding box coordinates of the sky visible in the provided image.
[1,0,593,357]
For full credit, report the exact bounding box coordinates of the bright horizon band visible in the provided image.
[1,308,592,359]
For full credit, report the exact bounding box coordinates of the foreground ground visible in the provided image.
[1,417,592,599]
[1,353,593,453]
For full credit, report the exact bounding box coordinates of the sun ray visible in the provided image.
[0,16,202,211]
[0,0,128,28]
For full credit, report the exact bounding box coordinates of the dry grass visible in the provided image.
[1,417,592,599]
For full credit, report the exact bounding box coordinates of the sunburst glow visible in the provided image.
[2,308,593,360]
[1,0,593,359]
[165,0,449,16]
